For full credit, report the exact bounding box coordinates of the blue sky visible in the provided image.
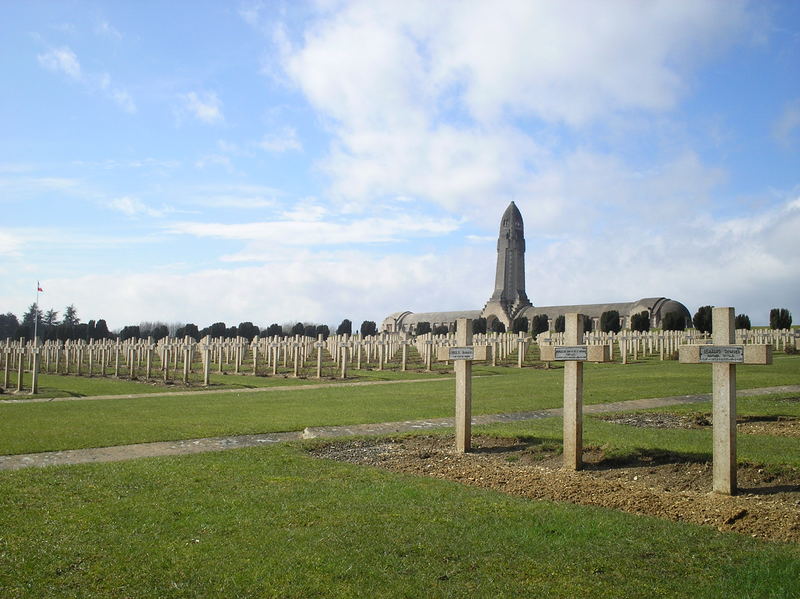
[2,0,798,330]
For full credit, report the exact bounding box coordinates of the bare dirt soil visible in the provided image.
[598,412,800,438]
[310,435,800,543]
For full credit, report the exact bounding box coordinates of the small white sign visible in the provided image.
[554,346,588,361]
[449,347,475,360]
[700,346,744,363]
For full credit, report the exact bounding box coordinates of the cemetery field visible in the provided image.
[0,361,460,399]
[1,442,799,598]
[1,355,798,597]
[0,354,799,455]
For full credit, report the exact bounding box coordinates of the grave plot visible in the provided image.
[310,433,800,543]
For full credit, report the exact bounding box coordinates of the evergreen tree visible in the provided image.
[582,315,594,334]
[415,322,431,335]
[512,317,528,333]
[0,312,20,339]
[734,314,751,330]
[491,320,506,333]
[693,306,713,333]
[336,319,352,335]
[433,324,450,335]
[291,322,305,336]
[360,320,377,336]
[151,324,169,340]
[554,315,565,333]
[315,325,330,340]
[600,310,621,333]
[631,311,650,332]
[662,311,686,331]
[264,323,283,338]
[62,304,79,326]
[472,318,487,334]
[237,322,259,341]
[769,308,792,330]
[530,314,549,335]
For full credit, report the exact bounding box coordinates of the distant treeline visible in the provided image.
[0,304,380,343]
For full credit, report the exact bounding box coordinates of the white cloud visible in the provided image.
[110,89,136,113]
[187,184,282,209]
[0,230,24,257]
[95,20,122,40]
[773,99,800,147]
[256,127,302,152]
[276,0,749,213]
[38,46,82,80]
[37,46,136,113]
[164,213,460,248]
[108,197,166,218]
[183,91,224,124]
[37,247,493,329]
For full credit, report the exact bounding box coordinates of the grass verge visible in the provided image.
[0,444,798,598]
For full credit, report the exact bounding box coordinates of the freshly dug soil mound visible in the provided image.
[311,435,800,543]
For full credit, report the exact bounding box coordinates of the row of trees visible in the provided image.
[2,304,794,343]
[692,307,792,334]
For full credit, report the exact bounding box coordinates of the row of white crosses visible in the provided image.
[441,310,772,495]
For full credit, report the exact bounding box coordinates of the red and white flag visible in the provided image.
[37,282,43,292]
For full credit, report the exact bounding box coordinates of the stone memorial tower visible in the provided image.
[481,201,532,329]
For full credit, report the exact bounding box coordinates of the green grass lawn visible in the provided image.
[1,355,798,455]
[1,444,797,599]
[0,360,459,399]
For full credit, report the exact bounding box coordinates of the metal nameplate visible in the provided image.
[699,346,744,363]
[449,347,475,360]
[554,346,588,361]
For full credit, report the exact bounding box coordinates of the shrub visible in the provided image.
[770,308,792,330]
[263,323,283,338]
[582,315,594,334]
[491,320,506,333]
[530,314,549,335]
[512,317,528,333]
[662,311,686,331]
[472,318,487,334]
[554,315,565,333]
[433,325,450,335]
[336,319,352,336]
[692,306,713,334]
[631,311,650,332]
[734,314,751,330]
[600,310,621,333]
[415,322,431,335]
[360,321,377,336]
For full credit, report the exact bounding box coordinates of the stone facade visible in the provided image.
[381,202,691,333]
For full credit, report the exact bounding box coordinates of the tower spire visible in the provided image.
[481,202,531,327]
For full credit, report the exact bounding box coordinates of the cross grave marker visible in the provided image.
[436,318,491,452]
[539,313,610,470]
[679,307,772,495]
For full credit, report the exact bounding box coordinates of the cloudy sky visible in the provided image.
[2,0,798,330]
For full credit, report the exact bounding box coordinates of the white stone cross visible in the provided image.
[539,313,610,470]
[679,307,772,495]
[314,334,325,379]
[436,318,491,452]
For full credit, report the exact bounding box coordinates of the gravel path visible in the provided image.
[2,385,797,471]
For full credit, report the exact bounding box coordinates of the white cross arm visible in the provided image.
[678,344,772,365]
[539,345,610,363]
[436,345,491,362]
